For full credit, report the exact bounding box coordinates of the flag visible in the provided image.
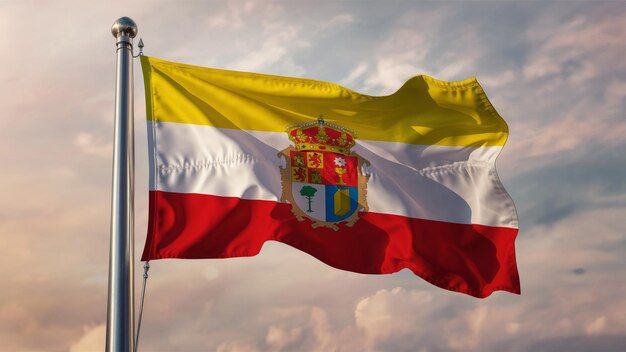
[140,56,519,298]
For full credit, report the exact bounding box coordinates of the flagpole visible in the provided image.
[107,17,137,352]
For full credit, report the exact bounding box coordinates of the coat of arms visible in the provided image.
[278,117,370,230]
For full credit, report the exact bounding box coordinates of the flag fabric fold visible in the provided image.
[140,56,519,298]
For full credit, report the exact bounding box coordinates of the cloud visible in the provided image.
[232,25,308,75]
[585,316,607,335]
[360,18,433,93]
[443,306,488,350]
[265,325,302,351]
[523,13,626,81]
[216,340,260,352]
[480,70,516,88]
[215,305,364,352]
[74,132,112,158]
[205,1,248,29]
[355,287,433,344]
[492,10,626,179]
[69,324,105,352]
[507,141,626,227]
[340,62,368,87]
[364,54,424,93]
[524,334,626,352]
[316,13,354,32]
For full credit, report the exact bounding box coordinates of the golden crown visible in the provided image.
[288,117,356,155]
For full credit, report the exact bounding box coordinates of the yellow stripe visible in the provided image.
[141,56,508,147]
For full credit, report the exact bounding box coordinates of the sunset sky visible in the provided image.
[1,0,626,351]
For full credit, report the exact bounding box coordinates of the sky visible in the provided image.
[1,0,626,351]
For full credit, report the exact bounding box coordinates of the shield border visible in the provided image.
[278,146,370,231]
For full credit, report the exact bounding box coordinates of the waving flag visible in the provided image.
[140,56,519,298]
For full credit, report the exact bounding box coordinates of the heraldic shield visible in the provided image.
[278,118,370,230]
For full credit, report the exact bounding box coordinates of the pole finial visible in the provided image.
[111,17,138,39]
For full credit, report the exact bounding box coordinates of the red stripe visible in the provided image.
[143,191,520,298]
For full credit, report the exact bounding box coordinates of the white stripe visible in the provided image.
[149,121,518,228]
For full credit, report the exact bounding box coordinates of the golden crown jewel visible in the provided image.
[288,117,356,155]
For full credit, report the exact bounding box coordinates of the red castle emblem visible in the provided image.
[278,117,370,230]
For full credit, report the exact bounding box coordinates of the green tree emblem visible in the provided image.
[299,186,317,213]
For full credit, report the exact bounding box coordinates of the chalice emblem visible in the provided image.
[334,157,347,185]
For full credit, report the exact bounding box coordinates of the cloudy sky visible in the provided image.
[1,0,626,351]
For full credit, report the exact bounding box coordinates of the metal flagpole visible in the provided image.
[107,17,137,352]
